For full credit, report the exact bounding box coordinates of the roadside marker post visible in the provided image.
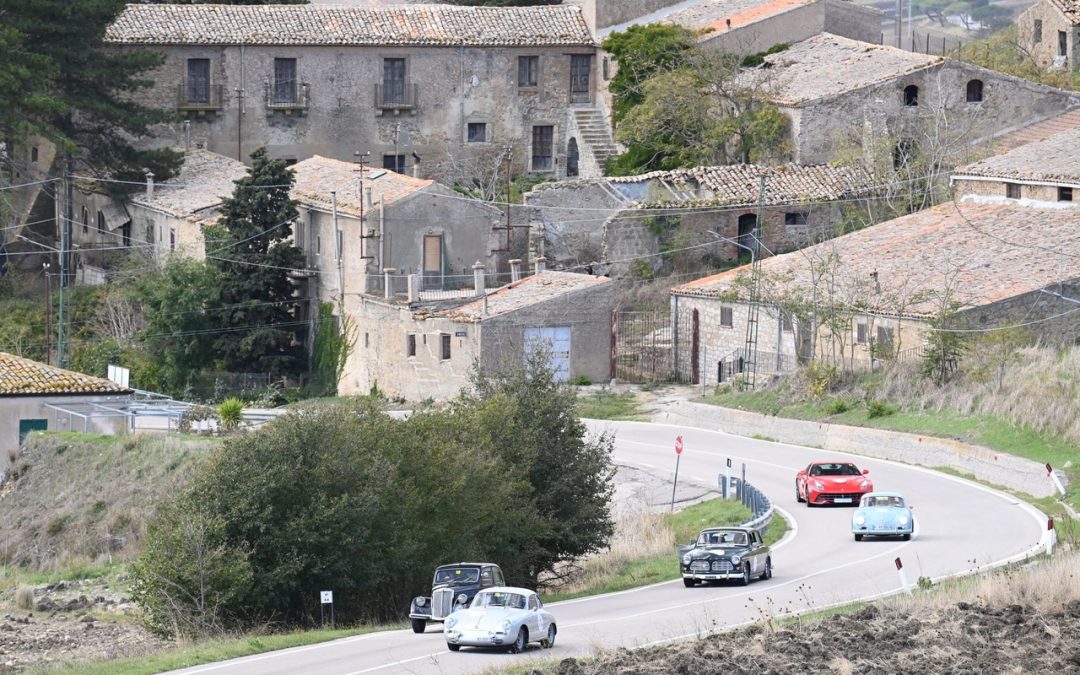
[671,435,683,512]
[895,558,913,595]
[1046,463,1067,496]
[1046,517,1057,557]
[725,457,733,500]
[320,590,335,628]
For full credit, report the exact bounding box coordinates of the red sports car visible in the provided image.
[795,461,872,506]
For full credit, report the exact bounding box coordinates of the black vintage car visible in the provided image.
[678,527,772,587]
[409,562,505,633]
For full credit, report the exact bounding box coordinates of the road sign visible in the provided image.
[674,435,683,455]
[321,591,333,604]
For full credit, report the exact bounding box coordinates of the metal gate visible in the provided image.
[612,310,689,383]
[525,326,571,382]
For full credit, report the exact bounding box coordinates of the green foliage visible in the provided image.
[210,147,306,377]
[865,399,897,418]
[740,43,790,68]
[572,375,592,386]
[921,305,967,386]
[629,258,655,280]
[806,362,840,398]
[216,398,245,431]
[309,303,356,397]
[824,398,851,415]
[956,26,1080,91]
[602,24,696,123]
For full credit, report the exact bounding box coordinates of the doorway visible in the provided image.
[570,55,591,104]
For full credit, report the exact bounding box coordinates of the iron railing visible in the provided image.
[177,84,224,111]
[375,83,419,110]
[266,80,309,110]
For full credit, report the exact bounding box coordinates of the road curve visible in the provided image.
[168,420,1048,675]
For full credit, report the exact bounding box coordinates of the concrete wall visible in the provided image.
[1017,0,1080,70]
[791,61,1080,165]
[0,395,131,474]
[699,0,880,57]
[130,43,599,182]
[656,400,1059,498]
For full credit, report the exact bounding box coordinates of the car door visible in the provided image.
[527,593,546,635]
[748,531,765,574]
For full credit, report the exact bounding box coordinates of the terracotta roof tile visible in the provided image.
[290,155,434,217]
[130,149,248,218]
[1049,0,1080,23]
[672,201,1080,317]
[426,271,610,322]
[0,353,131,396]
[664,0,817,35]
[954,126,1080,184]
[990,109,1080,152]
[106,3,595,47]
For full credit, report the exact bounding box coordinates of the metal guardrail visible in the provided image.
[729,477,774,533]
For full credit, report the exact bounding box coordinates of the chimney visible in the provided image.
[364,187,373,209]
[726,18,732,30]
[412,163,420,178]
[145,171,155,200]
[407,273,420,303]
[509,258,522,282]
[472,260,486,297]
[534,256,547,274]
[383,267,396,300]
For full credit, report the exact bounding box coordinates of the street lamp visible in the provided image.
[707,230,759,263]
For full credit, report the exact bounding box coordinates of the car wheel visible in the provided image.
[508,627,528,654]
[411,618,426,634]
[902,532,911,541]
[447,643,460,652]
[540,624,556,649]
[795,482,805,503]
[740,562,752,586]
[854,533,863,541]
[761,557,772,580]
[683,577,696,588]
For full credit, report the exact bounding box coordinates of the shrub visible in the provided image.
[824,398,850,415]
[573,376,592,386]
[216,398,245,431]
[806,363,840,399]
[14,586,33,610]
[866,399,897,418]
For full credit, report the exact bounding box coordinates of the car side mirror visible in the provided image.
[862,468,870,475]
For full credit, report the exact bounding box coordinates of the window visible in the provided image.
[966,79,983,103]
[30,147,38,163]
[186,58,211,103]
[81,207,89,234]
[903,85,919,106]
[876,325,894,347]
[720,306,734,328]
[781,311,793,332]
[856,322,868,345]
[1006,182,1021,199]
[406,334,416,357]
[785,212,807,226]
[1034,19,1042,43]
[147,223,154,246]
[383,58,406,104]
[316,235,321,255]
[97,210,106,234]
[1059,186,1074,202]
[467,122,487,143]
[602,57,610,81]
[273,58,297,104]
[169,229,176,251]
[518,56,539,87]
[383,154,405,173]
[1060,30,1068,57]
[531,125,554,171]
[294,221,304,249]
[440,333,451,360]
[365,332,370,348]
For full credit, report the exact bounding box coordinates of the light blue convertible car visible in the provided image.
[851,492,914,541]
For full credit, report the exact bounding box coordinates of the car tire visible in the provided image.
[854,533,863,541]
[447,643,460,652]
[540,624,556,649]
[761,557,772,580]
[411,618,426,634]
[683,578,696,588]
[740,562,752,586]
[902,532,911,541]
[795,482,805,503]
[508,627,528,654]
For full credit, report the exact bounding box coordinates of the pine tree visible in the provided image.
[211,148,306,377]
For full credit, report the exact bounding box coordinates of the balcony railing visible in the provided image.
[177,84,224,112]
[266,80,309,112]
[375,83,419,113]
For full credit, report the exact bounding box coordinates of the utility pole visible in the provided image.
[393,122,400,173]
[354,150,370,259]
[235,86,246,161]
[43,263,52,365]
[59,155,73,366]
[895,0,902,48]
[740,175,766,391]
[504,145,513,252]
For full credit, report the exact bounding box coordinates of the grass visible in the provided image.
[575,389,643,421]
[29,625,393,675]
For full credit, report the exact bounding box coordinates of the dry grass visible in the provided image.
[13,585,33,610]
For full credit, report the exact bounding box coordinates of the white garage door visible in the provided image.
[524,326,571,382]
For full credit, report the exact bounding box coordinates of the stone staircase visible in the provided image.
[572,108,620,177]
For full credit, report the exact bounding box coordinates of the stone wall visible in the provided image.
[953,178,1080,203]
[1017,0,1080,70]
[655,400,1060,498]
[524,180,623,267]
[699,0,880,57]
[961,281,1080,345]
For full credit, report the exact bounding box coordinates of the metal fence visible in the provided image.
[612,310,692,384]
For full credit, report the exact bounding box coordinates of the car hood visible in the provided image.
[686,546,747,558]
[811,476,868,487]
[445,607,521,631]
[856,506,910,518]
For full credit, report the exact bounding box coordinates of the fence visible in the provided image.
[612,310,688,384]
[716,344,928,384]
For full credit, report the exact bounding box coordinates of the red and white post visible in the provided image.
[1046,463,1067,496]
[670,435,684,512]
[1046,517,1057,557]
[895,557,913,595]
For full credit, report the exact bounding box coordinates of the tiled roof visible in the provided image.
[130,149,248,218]
[106,3,595,47]
[290,156,434,218]
[741,33,942,106]
[664,0,816,36]
[954,126,1080,185]
[0,352,131,396]
[990,109,1080,153]
[607,163,880,207]
[1049,0,1080,23]
[672,201,1080,317]
[427,271,610,322]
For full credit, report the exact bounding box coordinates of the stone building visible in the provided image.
[523,163,887,275]
[740,34,1080,166]
[668,200,1080,386]
[0,352,132,473]
[1018,0,1080,70]
[104,3,617,180]
[346,269,613,400]
[951,126,1080,204]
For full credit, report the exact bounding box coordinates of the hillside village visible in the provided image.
[1,0,1080,671]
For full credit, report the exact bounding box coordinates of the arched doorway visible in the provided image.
[737,213,758,258]
[566,138,579,178]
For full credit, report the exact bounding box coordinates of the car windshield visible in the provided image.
[810,463,861,476]
[433,567,480,585]
[473,592,526,609]
[864,495,905,508]
[700,530,747,546]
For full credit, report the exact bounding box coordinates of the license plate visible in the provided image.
[834,497,852,504]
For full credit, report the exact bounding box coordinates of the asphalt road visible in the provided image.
[168,419,1048,675]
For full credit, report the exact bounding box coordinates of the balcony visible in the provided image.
[266,80,309,114]
[375,83,419,115]
[177,84,224,113]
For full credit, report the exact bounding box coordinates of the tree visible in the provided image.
[210,147,306,377]
[602,24,696,123]
[0,0,182,182]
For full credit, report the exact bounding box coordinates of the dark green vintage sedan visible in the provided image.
[678,527,772,587]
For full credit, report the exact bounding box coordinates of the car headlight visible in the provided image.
[502,619,512,632]
[445,616,457,629]
[731,554,741,565]
[416,597,426,607]
[854,515,865,525]
[812,481,824,490]
[898,515,909,525]
[682,554,692,565]
[860,481,870,489]
[456,593,468,605]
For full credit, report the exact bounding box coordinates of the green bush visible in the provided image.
[866,399,897,418]
[573,376,592,386]
[216,398,245,431]
[824,398,850,415]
